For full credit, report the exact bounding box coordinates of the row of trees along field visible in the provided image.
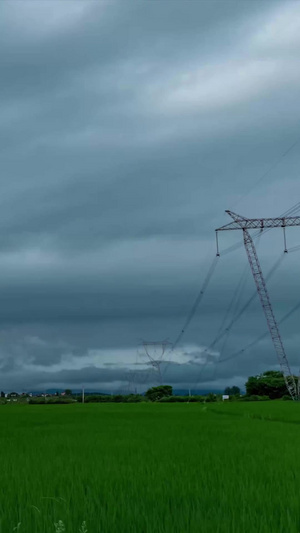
[28,386,219,404]
[150,374,291,401]
[26,373,294,404]
[245,370,291,399]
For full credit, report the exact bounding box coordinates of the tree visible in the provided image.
[245,371,288,399]
[206,393,217,402]
[7,392,19,398]
[65,389,72,396]
[0,391,5,398]
[224,386,240,396]
[145,385,173,402]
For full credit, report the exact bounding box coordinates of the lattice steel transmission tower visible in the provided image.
[216,210,300,400]
[140,340,172,384]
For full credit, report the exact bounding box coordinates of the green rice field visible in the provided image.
[2,402,300,533]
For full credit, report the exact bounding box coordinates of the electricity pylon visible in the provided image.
[140,340,172,384]
[216,210,300,400]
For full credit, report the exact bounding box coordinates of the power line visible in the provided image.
[218,298,300,365]
[162,256,219,381]
[163,201,300,387]
[172,202,300,355]
[230,138,300,209]
[216,210,300,399]
[220,201,300,256]
[195,207,300,382]
[172,256,218,351]
[191,252,285,390]
[140,340,172,384]
[165,238,284,384]
[288,244,300,253]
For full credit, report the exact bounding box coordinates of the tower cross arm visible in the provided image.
[216,210,300,231]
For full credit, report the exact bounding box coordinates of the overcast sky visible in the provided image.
[1,0,300,393]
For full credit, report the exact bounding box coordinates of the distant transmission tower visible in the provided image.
[216,210,300,400]
[140,340,172,384]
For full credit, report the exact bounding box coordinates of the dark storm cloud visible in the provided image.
[0,0,300,392]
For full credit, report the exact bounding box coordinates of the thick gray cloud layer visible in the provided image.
[1,0,300,392]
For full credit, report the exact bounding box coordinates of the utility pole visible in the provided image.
[216,211,300,400]
[82,386,85,404]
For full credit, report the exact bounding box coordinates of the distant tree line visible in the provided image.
[27,386,220,404]
[5,371,296,405]
[29,397,76,404]
[224,386,240,396]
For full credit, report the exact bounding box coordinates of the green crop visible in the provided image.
[1,402,300,532]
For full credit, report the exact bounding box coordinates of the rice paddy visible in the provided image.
[2,402,300,533]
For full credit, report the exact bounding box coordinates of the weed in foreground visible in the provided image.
[53,521,87,533]
[54,521,65,533]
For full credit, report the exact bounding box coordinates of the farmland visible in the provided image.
[2,402,300,533]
